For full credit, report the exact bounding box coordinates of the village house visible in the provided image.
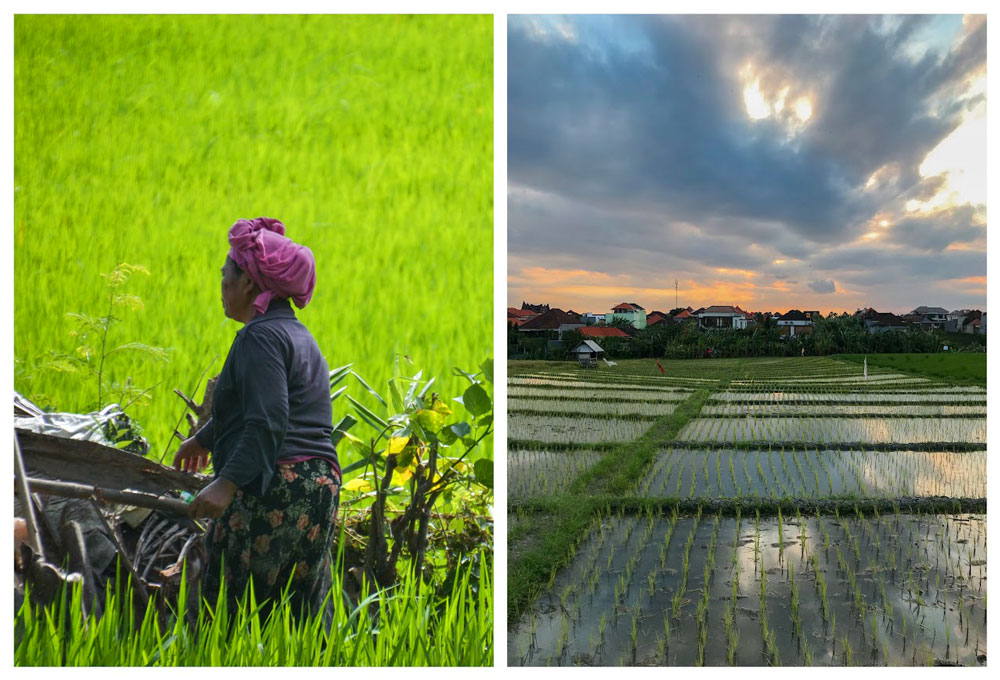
[516,308,584,339]
[579,312,606,325]
[909,306,950,330]
[696,305,744,330]
[606,302,646,329]
[857,308,908,334]
[645,310,674,327]
[507,307,539,328]
[776,309,814,337]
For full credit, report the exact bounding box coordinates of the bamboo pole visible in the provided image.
[19,477,192,517]
[13,433,44,555]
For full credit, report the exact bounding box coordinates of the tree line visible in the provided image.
[510,314,985,361]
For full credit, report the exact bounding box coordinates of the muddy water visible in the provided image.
[640,449,986,500]
[508,514,986,666]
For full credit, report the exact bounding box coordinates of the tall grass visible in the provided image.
[14,14,493,449]
[16,552,492,666]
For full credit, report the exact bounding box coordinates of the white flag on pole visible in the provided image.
[863,356,867,380]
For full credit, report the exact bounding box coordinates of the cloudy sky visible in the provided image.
[508,15,986,315]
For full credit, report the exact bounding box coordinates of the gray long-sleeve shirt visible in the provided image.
[195,298,340,496]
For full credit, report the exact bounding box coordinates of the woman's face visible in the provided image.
[221,257,255,323]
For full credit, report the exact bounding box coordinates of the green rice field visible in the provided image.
[508,357,986,666]
[14,14,493,451]
[15,14,492,666]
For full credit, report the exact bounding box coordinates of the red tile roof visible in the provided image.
[579,326,630,338]
[507,307,538,319]
[518,308,582,331]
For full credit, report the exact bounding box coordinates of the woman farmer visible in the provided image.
[173,217,341,619]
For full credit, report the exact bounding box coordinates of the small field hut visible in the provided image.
[571,339,605,367]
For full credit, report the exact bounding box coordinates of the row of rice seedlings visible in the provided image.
[508,449,604,499]
[508,397,679,417]
[509,386,691,401]
[712,390,985,402]
[640,448,986,500]
[508,413,655,445]
[701,402,986,417]
[675,416,986,445]
[510,375,696,392]
[731,375,932,386]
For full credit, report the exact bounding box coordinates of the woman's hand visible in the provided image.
[173,437,210,473]
[189,477,239,519]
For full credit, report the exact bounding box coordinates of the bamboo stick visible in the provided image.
[18,476,192,517]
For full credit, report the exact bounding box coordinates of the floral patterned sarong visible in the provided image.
[201,457,340,619]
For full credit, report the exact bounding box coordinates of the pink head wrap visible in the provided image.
[227,217,317,315]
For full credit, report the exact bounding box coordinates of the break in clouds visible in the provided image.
[508,14,986,314]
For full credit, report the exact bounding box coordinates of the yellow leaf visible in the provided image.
[342,477,373,493]
[392,467,414,486]
[431,400,452,416]
[386,435,409,455]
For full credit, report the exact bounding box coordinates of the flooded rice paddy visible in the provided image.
[508,357,985,666]
[509,398,678,417]
[677,417,985,445]
[509,512,985,666]
[640,448,986,499]
[509,414,654,444]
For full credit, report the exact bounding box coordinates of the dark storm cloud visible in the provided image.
[808,279,837,294]
[888,206,984,252]
[508,14,986,311]
[508,185,769,273]
[509,16,863,241]
[812,245,985,285]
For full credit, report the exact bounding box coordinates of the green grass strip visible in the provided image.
[507,497,599,624]
[834,353,986,386]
